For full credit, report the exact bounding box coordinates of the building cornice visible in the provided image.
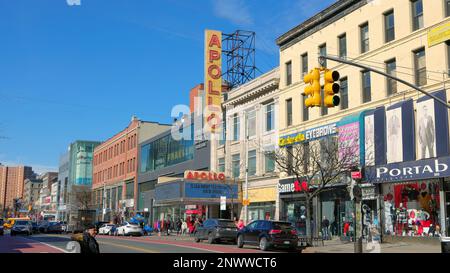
[276,0,367,50]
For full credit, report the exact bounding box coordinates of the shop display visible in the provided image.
[382,180,441,237]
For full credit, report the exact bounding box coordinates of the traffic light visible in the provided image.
[303,68,321,107]
[323,69,340,107]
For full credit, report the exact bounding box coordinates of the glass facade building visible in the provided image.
[140,126,194,173]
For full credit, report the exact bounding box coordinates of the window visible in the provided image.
[321,87,327,116]
[246,109,256,138]
[411,0,424,31]
[447,0,450,17]
[384,10,395,42]
[220,121,226,146]
[286,99,292,126]
[319,44,327,67]
[287,146,293,176]
[301,53,308,77]
[233,114,240,141]
[386,59,397,95]
[265,103,275,132]
[232,154,240,178]
[302,96,309,121]
[218,158,225,173]
[338,34,347,59]
[362,71,372,103]
[286,61,292,86]
[360,23,369,53]
[265,152,275,173]
[414,48,427,86]
[340,77,348,110]
[248,150,257,176]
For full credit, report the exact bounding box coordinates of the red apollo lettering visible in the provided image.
[208,65,221,80]
[209,50,220,62]
[218,173,225,180]
[209,34,221,48]
[200,172,208,180]
[186,172,194,180]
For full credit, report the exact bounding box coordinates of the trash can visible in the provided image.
[441,237,450,253]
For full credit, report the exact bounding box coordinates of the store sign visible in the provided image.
[279,123,337,147]
[184,170,226,181]
[365,155,450,183]
[204,29,222,133]
[351,171,362,179]
[184,182,238,199]
[361,185,376,200]
[277,179,309,194]
[428,20,450,47]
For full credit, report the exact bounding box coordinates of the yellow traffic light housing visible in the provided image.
[324,69,340,107]
[302,68,321,107]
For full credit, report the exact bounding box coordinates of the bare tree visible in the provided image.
[268,134,359,245]
[71,185,93,210]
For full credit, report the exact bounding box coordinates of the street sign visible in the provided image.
[351,171,362,179]
[242,199,250,206]
[220,196,226,211]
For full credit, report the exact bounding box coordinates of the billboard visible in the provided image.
[416,90,449,159]
[386,107,403,163]
[204,30,222,134]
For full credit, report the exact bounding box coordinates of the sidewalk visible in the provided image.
[302,238,441,253]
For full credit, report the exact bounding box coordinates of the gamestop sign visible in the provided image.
[204,29,222,133]
[365,156,450,183]
[278,179,309,194]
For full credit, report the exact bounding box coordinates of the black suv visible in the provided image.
[194,219,238,244]
[237,220,299,251]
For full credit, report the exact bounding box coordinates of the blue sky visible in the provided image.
[0,0,335,174]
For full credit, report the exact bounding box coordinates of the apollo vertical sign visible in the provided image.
[204,30,222,133]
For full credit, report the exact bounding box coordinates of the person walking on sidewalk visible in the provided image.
[322,216,330,240]
[181,219,188,235]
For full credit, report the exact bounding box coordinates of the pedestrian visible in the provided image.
[321,216,330,240]
[194,217,201,234]
[71,224,100,254]
[181,219,188,235]
[166,218,172,236]
[237,219,245,230]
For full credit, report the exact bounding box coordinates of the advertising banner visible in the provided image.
[386,99,415,164]
[416,89,449,159]
[204,30,222,134]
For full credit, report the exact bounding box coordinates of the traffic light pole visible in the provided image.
[318,55,450,110]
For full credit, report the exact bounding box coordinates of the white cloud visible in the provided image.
[213,0,253,26]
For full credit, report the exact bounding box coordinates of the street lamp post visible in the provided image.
[244,112,249,225]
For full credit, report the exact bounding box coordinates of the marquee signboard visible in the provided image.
[204,29,222,133]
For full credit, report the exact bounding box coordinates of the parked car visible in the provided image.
[46,222,64,234]
[38,221,49,233]
[94,221,110,233]
[58,221,69,233]
[98,224,116,235]
[194,219,238,244]
[0,219,4,235]
[31,222,40,233]
[236,220,299,251]
[11,220,33,236]
[115,221,142,236]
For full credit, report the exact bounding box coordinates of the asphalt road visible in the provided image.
[0,231,296,253]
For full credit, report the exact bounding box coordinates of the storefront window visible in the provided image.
[382,180,441,237]
[248,202,275,221]
[283,199,308,236]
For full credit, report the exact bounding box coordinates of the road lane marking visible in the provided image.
[100,236,223,253]
[99,240,159,253]
[17,236,68,253]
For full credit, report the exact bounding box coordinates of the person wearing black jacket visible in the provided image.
[80,225,100,254]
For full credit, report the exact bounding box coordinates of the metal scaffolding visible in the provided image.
[222,30,257,90]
